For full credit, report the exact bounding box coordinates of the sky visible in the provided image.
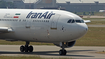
[24,0,105,3]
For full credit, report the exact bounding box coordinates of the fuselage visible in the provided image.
[0,9,88,43]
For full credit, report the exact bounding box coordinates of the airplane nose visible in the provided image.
[78,23,88,35]
[80,23,88,35]
[70,23,88,40]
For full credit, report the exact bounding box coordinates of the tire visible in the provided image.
[59,50,63,55]
[59,50,67,55]
[25,45,28,52]
[29,45,33,52]
[63,50,67,55]
[20,45,25,52]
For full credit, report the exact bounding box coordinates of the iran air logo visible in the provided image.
[4,13,21,18]
[26,11,55,19]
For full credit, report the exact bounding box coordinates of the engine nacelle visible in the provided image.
[54,41,76,48]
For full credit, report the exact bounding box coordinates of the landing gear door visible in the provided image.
[51,14,60,29]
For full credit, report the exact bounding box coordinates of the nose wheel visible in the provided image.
[20,41,33,52]
[59,42,67,55]
[59,49,67,55]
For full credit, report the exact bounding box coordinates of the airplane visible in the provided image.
[0,9,89,55]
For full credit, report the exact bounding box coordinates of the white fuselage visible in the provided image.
[0,9,88,43]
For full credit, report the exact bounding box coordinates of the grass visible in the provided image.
[75,27,105,46]
[0,56,72,59]
[94,12,105,16]
[79,18,105,46]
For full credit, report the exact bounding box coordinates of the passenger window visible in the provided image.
[46,20,48,22]
[16,19,18,21]
[19,20,21,22]
[34,20,36,22]
[40,20,41,22]
[33,20,34,22]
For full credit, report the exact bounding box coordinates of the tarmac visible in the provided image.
[0,45,105,59]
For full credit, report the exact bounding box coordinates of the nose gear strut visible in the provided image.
[59,42,67,55]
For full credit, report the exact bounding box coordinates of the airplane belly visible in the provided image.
[12,27,32,41]
[28,26,59,42]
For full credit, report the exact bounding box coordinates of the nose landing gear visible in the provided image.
[20,41,33,52]
[59,42,67,55]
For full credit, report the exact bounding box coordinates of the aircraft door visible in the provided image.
[51,14,60,29]
[26,19,31,28]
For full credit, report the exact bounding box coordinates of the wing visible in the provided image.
[84,20,91,23]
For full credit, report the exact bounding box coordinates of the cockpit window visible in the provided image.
[67,19,84,23]
[81,20,84,23]
[75,20,81,23]
[67,20,72,23]
[67,19,75,23]
[71,20,75,23]
[75,20,84,23]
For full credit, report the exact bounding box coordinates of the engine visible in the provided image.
[54,41,76,48]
